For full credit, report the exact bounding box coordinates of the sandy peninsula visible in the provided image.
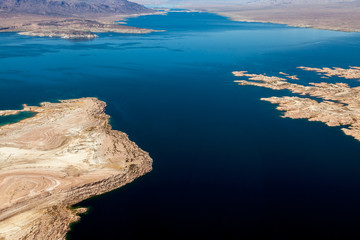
[0,97,152,239]
[233,66,360,141]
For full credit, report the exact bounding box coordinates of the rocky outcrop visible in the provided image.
[18,29,99,39]
[298,66,360,79]
[233,66,360,141]
[7,18,155,39]
[0,97,152,240]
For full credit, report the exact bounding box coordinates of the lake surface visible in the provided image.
[0,111,36,127]
[1,11,360,239]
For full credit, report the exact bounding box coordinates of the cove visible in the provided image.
[0,111,36,127]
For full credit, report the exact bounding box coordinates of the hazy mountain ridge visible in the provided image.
[241,0,356,4]
[244,0,357,6]
[0,0,154,16]
[133,0,357,7]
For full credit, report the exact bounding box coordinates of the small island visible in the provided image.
[0,98,152,239]
[233,66,360,141]
[7,19,155,39]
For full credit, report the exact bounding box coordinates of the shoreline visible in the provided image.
[0,11,164,39]
[218,13,360,33]
[233,66,360,141]
[168,2,360,33]
[0,98,153,239]
[1,7,359,39]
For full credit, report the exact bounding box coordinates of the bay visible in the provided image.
[0,11,360,239]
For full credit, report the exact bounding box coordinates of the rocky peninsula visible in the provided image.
[298,66,360,79]
[2,18,155,39]
[0,97,152,239]
[233,66,360,141]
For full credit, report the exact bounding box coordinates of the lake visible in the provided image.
[1,11,360,239]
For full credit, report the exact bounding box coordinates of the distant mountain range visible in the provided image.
[244,0,357,5]
[0,0,154,16]
[133,0,357,6]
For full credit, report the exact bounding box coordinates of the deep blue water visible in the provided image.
[1,11,360,239]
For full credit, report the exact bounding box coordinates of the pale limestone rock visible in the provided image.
[0,97,152,240]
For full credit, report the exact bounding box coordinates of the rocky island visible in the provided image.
[7,18,154,39]
[233,66,360,141]
[0,0,158,39]
[0,97,152,239]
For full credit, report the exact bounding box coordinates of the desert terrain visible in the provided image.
[0,0,158,38]
[135,0,360,32]
[0,98,152,239]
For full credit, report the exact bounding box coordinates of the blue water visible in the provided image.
[1,11,360,239]
[0,112,36,127]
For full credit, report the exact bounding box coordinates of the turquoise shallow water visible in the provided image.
[0,112,36,127]
[1,11,360,239]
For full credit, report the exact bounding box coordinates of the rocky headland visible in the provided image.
[0,97,152,239]
[233,66,360,141]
